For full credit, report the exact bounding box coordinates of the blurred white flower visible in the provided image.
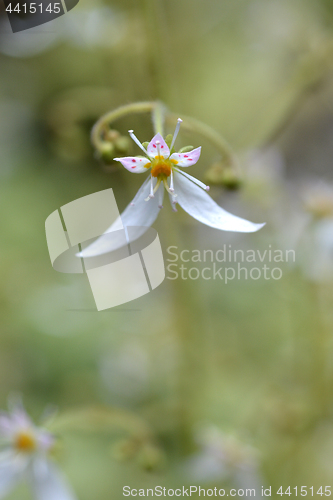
[0,399,76,500]
[64,7,126,49]
[283,179,333,282]
[183,426,262,495]
[81,120,264,258]
[0,6,125,58]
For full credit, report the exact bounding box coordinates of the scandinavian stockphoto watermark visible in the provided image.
[166,245,296,282]
[45,189,165,311]
[2,0,80,33]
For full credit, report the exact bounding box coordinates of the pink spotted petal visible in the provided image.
[170,146,201,167]
[147,133,170,159]
[114,157,150,173]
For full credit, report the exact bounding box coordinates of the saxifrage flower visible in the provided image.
[0,399,76,500]
[81,119,264,257]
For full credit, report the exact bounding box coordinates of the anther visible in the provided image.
[170,118,183,151]
[163,177,177,195]
[156,140,161,157]
[128,130,150,156]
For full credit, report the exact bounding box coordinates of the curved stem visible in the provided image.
[166,112,240,174]
[91,102,240,177]
[91,101,156,151]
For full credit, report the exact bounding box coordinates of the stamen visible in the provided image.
[169,169,175,192]
[144,175,155,201]
[149,175,154,198]
[163,176,178,195]
[170,118,183,151]
[128,130,150,156]
[174,168,210,191]
[156,140,161,157]
[15,432,36,452]
[153,176,162,194]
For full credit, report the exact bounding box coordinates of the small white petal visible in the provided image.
[8,398,33,429]
[37,431,55,452]
[114,156,150,174]
[147,133,170,159]
[170,146,201,167]
[0,414,17,438]
[174,172,265,232]
[30,458,77,500]
[0,450,27,498]
[79,177,164,257]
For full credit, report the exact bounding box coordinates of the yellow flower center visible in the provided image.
[149,156,178,178]
[15,431,37,452]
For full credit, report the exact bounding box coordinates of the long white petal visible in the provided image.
[0,450,26,498]
[79,177,164,257]
[174,172,265,232]
[30,458,77,500]
[174,168,209,191]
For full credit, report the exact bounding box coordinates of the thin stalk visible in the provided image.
[166,112,241,175]
[152,101,166,136]
[142,0,174,103]
[91,101,156,151]
[161,210,206,456]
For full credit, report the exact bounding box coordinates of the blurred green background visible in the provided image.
[1,0,333,498]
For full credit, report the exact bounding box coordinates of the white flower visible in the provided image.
[0,400,76,500]
[183,426,262,495]
[81,119,264,257]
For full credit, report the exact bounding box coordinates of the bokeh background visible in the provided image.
[1,0,333,498]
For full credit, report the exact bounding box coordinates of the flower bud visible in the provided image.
[136,443,165,471]
[205,162,242,190]
[98,129,131,164]
[164,134,173,148]
[114,136,131,155]
[98,142,116,164]
[178,145,194,154]
[302,183,333,219]
[112,438,139,461]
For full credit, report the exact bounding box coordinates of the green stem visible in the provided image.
[239,38,333,148]
[91,102,240,178]
[166,112,240,174]
[161,211,205,457]
[142,0,172,102]
[91,101,156,151]
[152,101,166,136]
